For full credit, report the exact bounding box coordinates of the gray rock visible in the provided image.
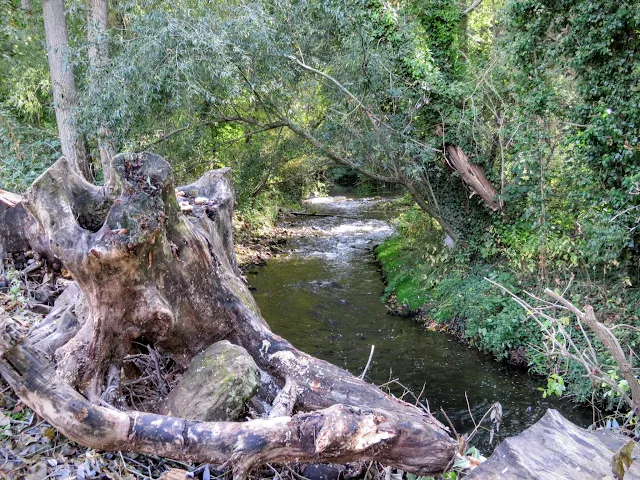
[162,340,260,421]
[466,409,640,480]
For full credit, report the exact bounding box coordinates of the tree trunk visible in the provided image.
[21,0,33,11]
[42,0,91,178]
[1,152,457,477]
[87,0,117,187]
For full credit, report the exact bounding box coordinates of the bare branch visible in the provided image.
[462,0,483,15]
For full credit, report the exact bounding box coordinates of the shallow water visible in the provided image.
[248,191,591,451]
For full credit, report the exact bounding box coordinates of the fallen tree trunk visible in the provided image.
[465,409,639,479]
[0,318,454,478]
[0,152,457,477]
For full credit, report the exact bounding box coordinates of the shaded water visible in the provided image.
[247,191,591,450]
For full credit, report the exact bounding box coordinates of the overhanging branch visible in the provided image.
[138,118,287,149]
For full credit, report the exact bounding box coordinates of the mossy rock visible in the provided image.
[162,340,259,421]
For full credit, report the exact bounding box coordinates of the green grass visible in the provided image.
[376,237,429,309]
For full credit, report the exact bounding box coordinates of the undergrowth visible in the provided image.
[376,199,640,410]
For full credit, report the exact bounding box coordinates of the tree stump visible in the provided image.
[0,152,457,477]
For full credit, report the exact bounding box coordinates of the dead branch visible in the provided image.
[544,288,640,411]
[0,315,456,479]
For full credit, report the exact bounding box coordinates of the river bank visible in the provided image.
[374,200,640,419]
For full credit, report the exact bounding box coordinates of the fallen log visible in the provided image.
[0,316,456,478]
[0,152,457,477]
[465,409,640,480]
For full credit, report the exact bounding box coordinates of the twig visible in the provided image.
[359,345,375,380]
[464,392,477,429]
[440,407,459,442]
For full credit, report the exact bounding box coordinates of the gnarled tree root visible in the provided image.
[1,152,458,477]
[0,317,457,478]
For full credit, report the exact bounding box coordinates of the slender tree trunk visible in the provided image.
[21,0,33,10]
[42,0,91,179]
[87,0,117,187]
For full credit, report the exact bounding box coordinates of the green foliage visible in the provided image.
[502,0,640,278]
[376,202,450,309]
[0,109,59,192]
[410,0,462,74]
[0,0,637,418]
[5,268,27,309]
[0,3,59,192]
[376,192,640,409]
[538,374,566,399]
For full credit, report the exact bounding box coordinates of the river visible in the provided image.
[247,190,591,451]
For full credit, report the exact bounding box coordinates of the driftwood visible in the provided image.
[0,152,457,477]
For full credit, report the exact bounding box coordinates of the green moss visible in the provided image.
[376,238,428,309]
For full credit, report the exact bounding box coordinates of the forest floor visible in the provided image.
[0,264,198,480]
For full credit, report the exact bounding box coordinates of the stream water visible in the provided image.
[247,190,591,451]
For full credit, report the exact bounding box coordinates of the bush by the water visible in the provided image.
[377,201,640,410]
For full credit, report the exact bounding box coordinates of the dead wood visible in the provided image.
[0,152,457,476]
[0,189,22,208]
[445,145,502,212]
[0,189,59,265]
[0,313,456,477]
[544,289,640,411]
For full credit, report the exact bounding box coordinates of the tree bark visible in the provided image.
[0,190,58,265]
[42,0,91,179]
[445,145,502,212]
[87,0,117,187]
[21,0,33,10]
[3,152,457,476]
